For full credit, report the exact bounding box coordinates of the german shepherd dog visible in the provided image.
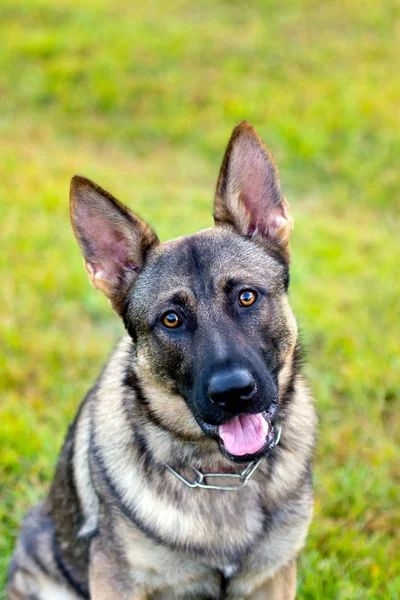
[8,122,316,599]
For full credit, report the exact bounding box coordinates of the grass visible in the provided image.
[1,0,399,597]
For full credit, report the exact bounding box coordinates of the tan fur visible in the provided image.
[251,560,297,600]
[89,539,148,600]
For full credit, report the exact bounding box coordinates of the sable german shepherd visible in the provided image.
[8,122,316,600]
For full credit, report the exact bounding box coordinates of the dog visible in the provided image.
[8,121,316,599]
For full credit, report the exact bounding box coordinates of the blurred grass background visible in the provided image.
[1,0,399,597]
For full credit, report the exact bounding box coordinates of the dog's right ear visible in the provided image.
[70,175,159,315]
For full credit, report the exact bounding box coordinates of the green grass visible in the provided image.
[1,1,399,597]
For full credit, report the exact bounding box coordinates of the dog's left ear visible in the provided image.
[214,121,293,263]
[70,175,159,315]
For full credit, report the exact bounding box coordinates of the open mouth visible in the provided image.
[200,403,279,462]
[219,412,272,456]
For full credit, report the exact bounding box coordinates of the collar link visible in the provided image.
[165,424,282,492]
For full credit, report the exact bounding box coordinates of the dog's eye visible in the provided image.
[161,312,182,329]
[239,290,257,307]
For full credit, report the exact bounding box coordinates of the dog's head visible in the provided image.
[70,122,298,462]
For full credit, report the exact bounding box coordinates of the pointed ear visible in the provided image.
[214,121,293,262]
[70,175,159,314]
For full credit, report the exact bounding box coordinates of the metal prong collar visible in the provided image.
[165,424,282,492]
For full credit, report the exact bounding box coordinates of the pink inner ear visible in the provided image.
[245,199,288,238]
[78,207,138,284]
[237,147,284,239]
[92,228,138,283]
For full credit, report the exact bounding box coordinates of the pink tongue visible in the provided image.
[219,413,269,456]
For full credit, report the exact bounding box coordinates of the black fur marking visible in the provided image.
[260,504,275,534]
[121,301,137,342]
[132,429,159,477]
[217,164,229,200]
[123,367,150,407]
[30,550,53,580]
[144,403,199,443]
[47,390,94,598]
[293,339,306,371]
[218,571,229,600]
[133,429,150,458]
[123,366,198,443]
[169,291,195,311]
[186,236,208,297]
[52,535,89,599]
[283,265,290,291]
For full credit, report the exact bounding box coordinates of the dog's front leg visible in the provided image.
[229,559,297,600]
[89,539,148,600]
[250,559,297,600]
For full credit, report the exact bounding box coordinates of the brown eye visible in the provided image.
[162,312,182,328]
[239,290,257,307]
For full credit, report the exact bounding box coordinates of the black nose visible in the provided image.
[208,369,256,409]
